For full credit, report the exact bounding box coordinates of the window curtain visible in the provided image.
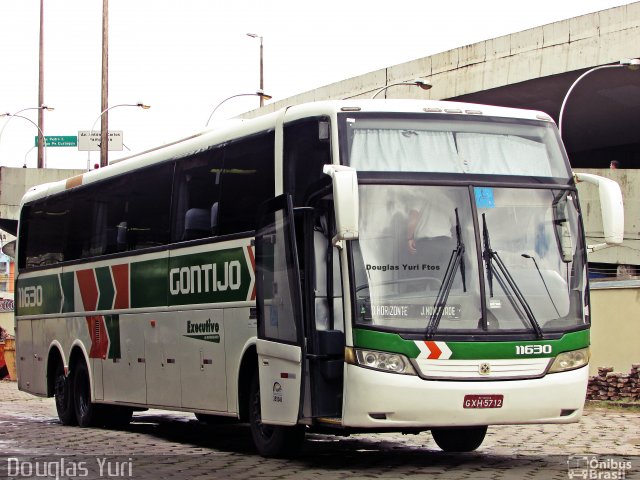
[349,129,553,176]
[350,129,461,172]
[456,133,552,176]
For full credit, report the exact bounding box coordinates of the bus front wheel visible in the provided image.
[431,426,487,452]
[248,372,304,457]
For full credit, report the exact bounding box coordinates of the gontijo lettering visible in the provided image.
[169,261,242,295]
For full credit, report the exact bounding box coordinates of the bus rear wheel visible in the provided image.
[431,426,487,452]
[73,361,103,428]
[248,372,304,457]
[54,363,76,426]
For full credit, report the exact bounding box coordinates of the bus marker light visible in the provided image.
[150,320,156,327]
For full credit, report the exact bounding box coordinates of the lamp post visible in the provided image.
[205,91,272,127]
[0,113,49,167]
[371,79,432,99]
[0,105,54,166]
[246,33,264,107]
[87,102,150,170]
[558,58,640,138]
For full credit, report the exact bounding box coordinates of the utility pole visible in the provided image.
[37,0,45,168]
[100,0,109,167]
[259,37,264,107]
[247,34,265,107]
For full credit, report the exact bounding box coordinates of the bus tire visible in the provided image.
[54,363,77,426]
[248,372,304,457]
[431,426,487,452]
[73,361,103,428]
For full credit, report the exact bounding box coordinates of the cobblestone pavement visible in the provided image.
[1,380,638,479]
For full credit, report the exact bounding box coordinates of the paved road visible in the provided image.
[0,380,638,479]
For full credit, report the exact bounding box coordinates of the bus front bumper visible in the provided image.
[342,363,588,428]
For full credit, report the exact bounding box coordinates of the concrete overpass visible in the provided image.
[248,2,640,273]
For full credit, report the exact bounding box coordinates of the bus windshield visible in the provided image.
[352,185,586,335]
[342,113,570,178]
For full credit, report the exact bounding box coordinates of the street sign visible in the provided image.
[34,136,78,147]
[77,130,124,151]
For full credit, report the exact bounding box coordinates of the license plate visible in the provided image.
[463,394,504,409]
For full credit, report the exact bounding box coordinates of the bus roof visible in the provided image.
[20,99,554,206]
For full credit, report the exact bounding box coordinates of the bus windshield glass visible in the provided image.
[343,114,570,178]
[352,184,586,335]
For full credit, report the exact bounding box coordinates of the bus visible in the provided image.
[15,99,623,457]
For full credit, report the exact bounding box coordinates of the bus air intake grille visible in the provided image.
[414,358,551,380]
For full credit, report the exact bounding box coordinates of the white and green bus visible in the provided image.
[15,100,623,457]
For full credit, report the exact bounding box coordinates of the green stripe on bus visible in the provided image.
[104,314,121,359]
[130,258,169,308]
[16,274,62,316]
[353,329,421,358]
[353,328,590,360]
[61,272,75,313]
[96,267,115,311]
[445,330,589,359]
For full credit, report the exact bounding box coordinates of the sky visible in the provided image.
[0,0,634,170]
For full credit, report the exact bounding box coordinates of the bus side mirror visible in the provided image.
[323,165,359,245]
[574,172,624,251]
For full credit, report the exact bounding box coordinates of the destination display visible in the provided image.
[369,303,461,320]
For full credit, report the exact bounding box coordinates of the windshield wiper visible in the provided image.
[482,214,544,339]
[426,209,466,338]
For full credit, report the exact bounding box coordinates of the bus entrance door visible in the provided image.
[255,194,306,426]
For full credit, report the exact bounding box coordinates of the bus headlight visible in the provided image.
[345,347,416,375]
[548,348,590,373]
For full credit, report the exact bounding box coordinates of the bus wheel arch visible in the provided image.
[237,344,257,422]
[46,344,65,397]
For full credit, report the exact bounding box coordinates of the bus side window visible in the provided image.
[284,118,331,207]
[217,131,274,235]
[21,200,68,268]
[171,149,223,243]
[125,163,173,250]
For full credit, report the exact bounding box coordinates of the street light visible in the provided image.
[246,33,264,107]
[370,79,432,99]
[0,105,54,159]
[205,91,272,127]
[558,58,640,137]
[87,102,150,170]
[0,113,49,167]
